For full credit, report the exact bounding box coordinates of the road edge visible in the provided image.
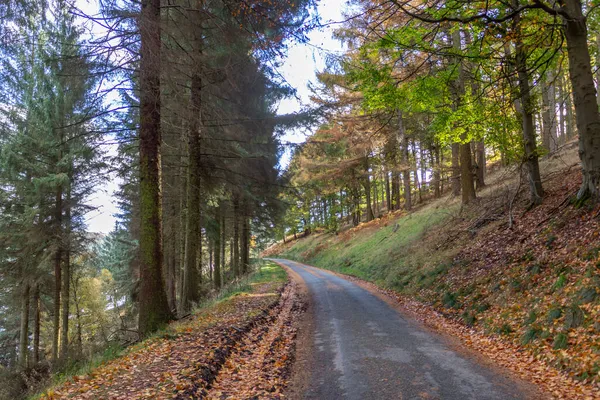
[272,260,316,400]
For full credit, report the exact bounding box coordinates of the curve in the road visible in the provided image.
[273,259,538,400]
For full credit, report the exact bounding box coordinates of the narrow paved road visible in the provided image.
[273,259,536,400]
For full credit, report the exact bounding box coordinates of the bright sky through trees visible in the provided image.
[85,0,346,234]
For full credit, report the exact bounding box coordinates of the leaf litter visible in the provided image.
[40,280,304,399]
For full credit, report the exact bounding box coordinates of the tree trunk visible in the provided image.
[562,0,600,200]
[451,28,476,205]
[181,74,202,312]
[52,188,62,363]
[391,173,400,210]
[60,184,72,360]
[460,142,476,204]
[412,140,422,203]
[596,32,600,109]
[208,243,213,283]
[385,169,391,211]
[398,110,412,210]
[420,144,427,193]
[513,9,544,204]
[363,157,374,221]
[167,238,177,313]
[32,283,40,364]
[373,175,379,217]
[138,0,172,336]
[19,282,30,369]
[233,196,240,278]
[558,73,566,145]
[177,125,187,309]
[477,140,486,189]
[451,143,461,196]
[241,201,250,274]
[214,207,222,290]
[220,211,226,282]
[541,71,558,153]
[430,144,441,198]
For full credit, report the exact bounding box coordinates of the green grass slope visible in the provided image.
[268,144,600,384]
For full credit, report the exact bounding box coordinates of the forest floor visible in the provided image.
[37,262,305,399]
[265,140,600,399]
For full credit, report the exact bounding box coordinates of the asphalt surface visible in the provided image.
[273,259,533,400]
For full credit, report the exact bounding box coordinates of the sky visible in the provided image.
[85,0,347,234]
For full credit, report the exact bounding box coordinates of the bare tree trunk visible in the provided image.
[562,0,600,200]
[52,188,62,363]
[138,0,173,336]
[220,210,226,283]
[233,196,240,277]
[474,140,486,190]
[384,168,391,211]
[430,144,441,198]
[412,140,422,203]
[214,208,222,289]
[19,282,30,368]
[596,32,600,109]
[373,174,379,216]
[363,156,374,221]
[32,283,40,364]
[181,73,202,312]
[541,71,558,153]
[208,242,213,283]
[60,185,72,359]
[241,201,250,274]
[513,8,544,204]
[167,237,176,312]
[420,144,427,193]
[460,142,476,204]
[558,73,566,145]
[451,143,461,196]
[391,173,400,210]
[451,29,476,205]
[398,110,412,210]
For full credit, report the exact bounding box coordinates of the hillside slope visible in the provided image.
[266,142,600,389]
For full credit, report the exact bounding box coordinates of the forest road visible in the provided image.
[271,259,540,400]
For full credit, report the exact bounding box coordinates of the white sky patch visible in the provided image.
[85,0,348,234]
[276,0,347,167]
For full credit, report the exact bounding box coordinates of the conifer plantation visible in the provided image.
[0,0,314,396]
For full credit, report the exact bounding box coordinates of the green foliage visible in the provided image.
[554,274,567,290]
[521,327,542,345]
[443,292,459,309]
[553,332,569,350]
